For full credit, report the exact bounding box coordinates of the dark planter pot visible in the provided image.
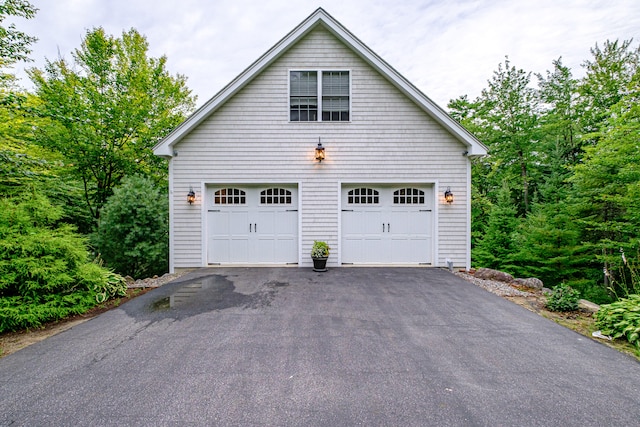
[312,256,328,272]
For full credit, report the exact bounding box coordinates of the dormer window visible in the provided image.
[290,70,350,122]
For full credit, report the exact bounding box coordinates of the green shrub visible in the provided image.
[75,262,127,303]
[0,193,125,333]
[93,176,168,278]
[595,294,640,350]
[546,283,580,312]
[568,278,614,305]
[0,292,97,332]
[0,194,87,297]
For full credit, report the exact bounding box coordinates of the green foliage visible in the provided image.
[508,200,583,287]
[536,57,582,166]
[0,0,37,68]
[30,27,196,220]
[93,175,168,278]
[311,241,330,258]
[0,194,86,297]
[0,292,97,332]
[546,283,580,312]
[456,57,540,214]
[0,193,125,333]
[595,294,640,350]
[568,76,640,297]
[454,39,640,303]
[472,182,519,269]
[75,262,127,303]
[604,245,640,299]
[569,279,613,305]
[470,185,492,249]
[0,91,61,197]
[578,39,640,138]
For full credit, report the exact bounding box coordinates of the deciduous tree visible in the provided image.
[30,27,196,221]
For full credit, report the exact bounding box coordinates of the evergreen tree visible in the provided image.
[536,57,582,170]
[569,73,640,297]
[472,182,519,270]
[478,57,540,214]
[93,176,169,278]
[578,39,639,142]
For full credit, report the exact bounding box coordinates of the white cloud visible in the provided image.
[9,0,640,108]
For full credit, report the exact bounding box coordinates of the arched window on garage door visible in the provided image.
[214,188,246,205]
[347,188,379,204]
[393,188,425,204]
[260,188,292,205]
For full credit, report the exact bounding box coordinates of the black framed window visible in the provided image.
[290,71,317,121]
[290,70,349,122]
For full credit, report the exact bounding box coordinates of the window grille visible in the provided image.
[214,188,246,205]
[260,188,292,204]
[393,188,425,204]
[347,188,379,204]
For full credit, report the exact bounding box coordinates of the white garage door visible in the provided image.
[342,185,433,264]
[207,186,298,264]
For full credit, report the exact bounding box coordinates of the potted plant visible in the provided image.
[311,240,330,272]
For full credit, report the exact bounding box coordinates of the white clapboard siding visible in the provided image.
[169,26,473,269]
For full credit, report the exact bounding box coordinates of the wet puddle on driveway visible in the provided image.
[150,275,288,314]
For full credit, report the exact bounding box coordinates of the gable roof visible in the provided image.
[153,8,487,158]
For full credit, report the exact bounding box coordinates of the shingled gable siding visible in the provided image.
[169,26,470,269]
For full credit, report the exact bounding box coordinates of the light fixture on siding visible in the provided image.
[187,187,196,205]
[315,138,325,162]
[444,187,454,204]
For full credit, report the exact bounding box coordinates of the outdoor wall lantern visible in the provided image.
[187,187,196,205]
[315,139,325,162]
[444,187,454,204]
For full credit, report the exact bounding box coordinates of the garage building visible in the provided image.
[153,8,487,271]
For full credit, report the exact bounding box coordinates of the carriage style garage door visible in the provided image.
[207,185,298,264]
[341,185,433,264]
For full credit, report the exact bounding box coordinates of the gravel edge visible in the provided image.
[453,271,534,297]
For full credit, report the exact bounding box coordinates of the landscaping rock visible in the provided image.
[128,271,190,288]
[474,268,514,283]
[454,271,532,297]
[579,299,600,313]
[512,277,544,290]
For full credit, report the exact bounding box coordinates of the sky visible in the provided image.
[8,0,640,109]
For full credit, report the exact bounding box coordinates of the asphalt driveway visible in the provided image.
[1,268,639,426]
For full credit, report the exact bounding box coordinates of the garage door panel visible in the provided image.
[390,237,423,263]
[342,210,386,264]
[271,211,298,236]
[227,239,250,263]
[254,210,297,263]
[343,210,383,235]
[390,210,431,237]
[228,211,251,235]
[341,185,433,265]
[208,210,251,263]
[207,186,298,264]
